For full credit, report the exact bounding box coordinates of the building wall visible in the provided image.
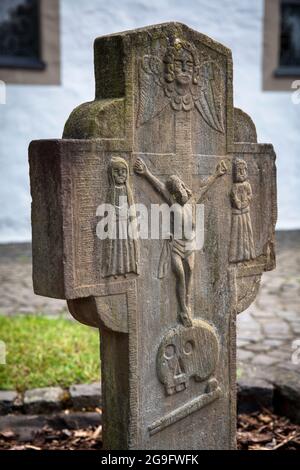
[0,0,299,242]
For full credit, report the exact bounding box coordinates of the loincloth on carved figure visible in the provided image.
[158,234,196,279]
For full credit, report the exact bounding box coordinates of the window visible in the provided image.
[263,0,300,90]
[0,0,60,85]
[277,1,300,75]
[0,0,44,70]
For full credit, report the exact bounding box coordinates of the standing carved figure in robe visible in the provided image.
[229,159,255,262]
[104,156,139,278]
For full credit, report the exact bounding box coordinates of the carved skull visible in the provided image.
[157,319,219,396]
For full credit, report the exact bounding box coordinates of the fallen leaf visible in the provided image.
[0,430,15,439]
[92,425,102,439]
[25,444,41,451]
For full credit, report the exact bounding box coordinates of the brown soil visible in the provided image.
[0,409,299,450]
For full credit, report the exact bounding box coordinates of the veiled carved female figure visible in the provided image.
[104,157,139,278]
[229,159,255,263]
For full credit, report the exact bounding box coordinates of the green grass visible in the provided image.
[0,315,100,392]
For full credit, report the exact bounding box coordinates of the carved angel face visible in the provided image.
[164,41,198,94]
[173,49,194,87]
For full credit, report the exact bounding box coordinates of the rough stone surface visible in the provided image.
[237,231,300,370]
[69,383,101,410]
[0,243,67,316]
[0,391,18,415]
[251,354,280,367]
[1,371,300,427]
[23,387,66,414]
[0,385,102,415]
[238,362,300,424]
[29,23,276,450]
[0,412,101,442]
[272,366,300,424]
[237,377,274,414]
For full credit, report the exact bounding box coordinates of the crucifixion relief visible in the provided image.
[134,156,227,327]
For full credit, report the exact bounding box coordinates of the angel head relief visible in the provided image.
[163,39,199,110]
[137,38,225,133]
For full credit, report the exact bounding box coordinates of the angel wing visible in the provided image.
[193,61,225,134]
[136,55,169,128]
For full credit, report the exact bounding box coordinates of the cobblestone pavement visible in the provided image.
[0,243,67,316]
[237,231,300,369]
[0,232,299,370]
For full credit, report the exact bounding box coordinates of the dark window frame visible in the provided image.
[0,0,60,85]
[0,0,45,71]
[263,0,300,91]
[274,0,300,77]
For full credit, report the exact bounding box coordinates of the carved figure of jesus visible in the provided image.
[134,157,227,327]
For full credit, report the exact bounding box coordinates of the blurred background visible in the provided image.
[0,0,300,241]
[0,0,299,450]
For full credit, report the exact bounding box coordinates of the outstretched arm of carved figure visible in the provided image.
[196,160,228,203]
[134,157,172,204]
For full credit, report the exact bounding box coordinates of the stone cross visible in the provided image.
[29,23,277,450]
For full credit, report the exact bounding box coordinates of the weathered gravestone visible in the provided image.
[29,23,277,450]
